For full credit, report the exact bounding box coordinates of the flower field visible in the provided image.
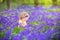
[0,5,60,40]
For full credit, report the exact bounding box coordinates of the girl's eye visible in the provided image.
[25,16,28,17]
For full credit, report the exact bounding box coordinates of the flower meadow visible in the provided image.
[0,5,60,40]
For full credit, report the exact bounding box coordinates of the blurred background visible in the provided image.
[0,0,60,12]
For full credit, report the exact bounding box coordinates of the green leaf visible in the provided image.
[6,26,10,30]
[44,26,48,29]
[30,21,40,26]
[0,31,5,38]
[12,27,24,35]
[43,26,48,32]
[40,29,42,33]
[0,23,3,28]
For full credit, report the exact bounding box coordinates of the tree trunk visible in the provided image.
[3,0,5,3]
[7,0,10,9]
[52,0,57,6]
[34,0,39,6]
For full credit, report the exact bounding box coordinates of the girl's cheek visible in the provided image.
[25,18,28,21]
[26,17,29,20]
[22,18,27,21]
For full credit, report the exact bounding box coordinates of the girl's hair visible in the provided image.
[20,11,29,19]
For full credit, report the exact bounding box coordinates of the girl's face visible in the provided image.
[20,12,29,21]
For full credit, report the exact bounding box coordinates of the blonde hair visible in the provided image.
[20,11,29,19]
